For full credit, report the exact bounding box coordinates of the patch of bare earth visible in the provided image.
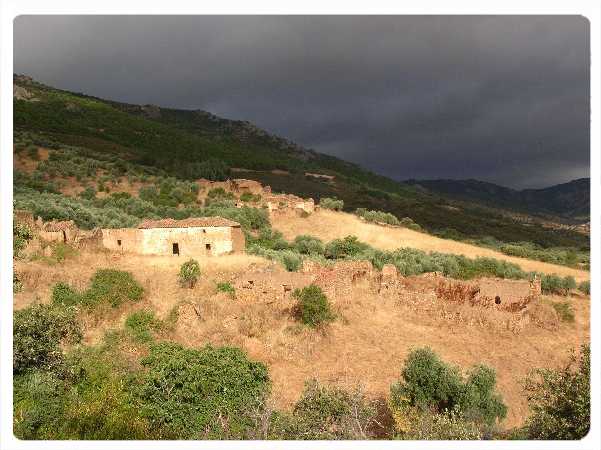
[14,247,589,429]
[272,209,589,282]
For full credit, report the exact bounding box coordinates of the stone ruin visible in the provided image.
[196,178,314,215]
[14,210,102,249]
[264,193,315,216]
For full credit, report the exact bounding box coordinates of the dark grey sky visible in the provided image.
[14,15,590,188]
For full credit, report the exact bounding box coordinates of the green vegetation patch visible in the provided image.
[391,348,506,425]
[293,285,335,327]
[13,304,81,374]
[178,259,201,288]
[136,342,270,439]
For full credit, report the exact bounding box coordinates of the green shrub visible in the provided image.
[293,235,325,255]
[82,269,144,308]
[293,285,335,327]
[271,379,379,439]
[216,282,236,299]
[248,228,289,250]
[51,282,81,306]
[125,310,163,343]
[13,304,81,374]
[540,274,576,295]
[78,186,97,200]
[325,235,369,259]
[399,217,422,231]
[178,259,201,288]
[14,221,33,258]
[319,197,344,211]
[240,192,261,203]
[550,301,575,323]
[282,252,302,272]
[524,345,590,439]
[390,348,506,429]
[578,280,590,295]
[52,242,78,263]
[136,342,270,439]
[13,371,69,439]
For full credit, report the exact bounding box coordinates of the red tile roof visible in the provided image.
[137,217,240,229]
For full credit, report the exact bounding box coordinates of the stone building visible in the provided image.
[264,194,315,215]
[101,217,245,257]
[39,220,79,243]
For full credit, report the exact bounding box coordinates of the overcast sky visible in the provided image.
[14,15,589,188]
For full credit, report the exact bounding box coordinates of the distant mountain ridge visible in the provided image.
[405,178,590,221]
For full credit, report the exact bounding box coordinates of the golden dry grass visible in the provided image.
[14,247,590,429]
[272,209,590,282]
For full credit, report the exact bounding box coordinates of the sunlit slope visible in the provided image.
[272,210,589,282]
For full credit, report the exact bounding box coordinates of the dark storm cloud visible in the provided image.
[14,15,589,188]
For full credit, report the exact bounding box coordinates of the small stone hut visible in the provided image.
[102,217,245,256]
[39,220,78,243]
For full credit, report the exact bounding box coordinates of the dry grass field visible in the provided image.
[14,248,590,429]
[272,209,590,282]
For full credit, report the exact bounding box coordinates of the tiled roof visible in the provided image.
[137,217,240,229]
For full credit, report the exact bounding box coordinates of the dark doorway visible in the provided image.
[117,239,122,246]
[62,230,67,243]
[495,295,501,305]
[205,243,211,253]
[173,243,180,255]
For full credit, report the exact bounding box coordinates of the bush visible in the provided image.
[293,235,325,255]
[240,192,261,203]
[51,282,81,306]
[78,186,96,200]
[390,348,506,432]
[282,252,302,272]
[355,208,400,226]
[578,280,590,295]
[325,235,369,259]
[551,301,575,323]
[82,269,144,308]
[13,304,81,374]
[14,221,33,258]
[216,281,236,299]
[293,285,335,327]
[540,274,576,295]
[178,259,201,288]
[524,345,590,439]
[136,342,270,439]
[125,310,163,343]
[320,197,344,211]
[271,379,379,439]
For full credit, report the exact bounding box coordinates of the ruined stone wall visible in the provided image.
[38,230,65,243]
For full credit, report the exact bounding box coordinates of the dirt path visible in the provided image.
[272,210,589,282]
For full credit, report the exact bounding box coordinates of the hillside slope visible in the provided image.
[272,210,589,281]
[13,74,589,249]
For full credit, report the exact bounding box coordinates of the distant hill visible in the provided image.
[12,74,589,249]
[405,178,590,221]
